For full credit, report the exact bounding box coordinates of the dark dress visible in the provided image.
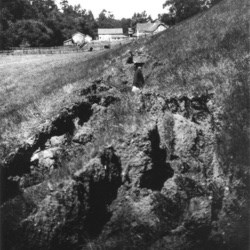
[126,55,133,64]
[133,68,144,88]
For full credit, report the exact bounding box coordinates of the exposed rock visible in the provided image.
[2,147,122,250]
[74,146,122,236]
[72,126,93,144]
[161,176,179,200]
[19,180,82,250]
[50,135,67,147]
[100,188,177,249]
[2,83,248,250]
[30,147,61,169]
[139,124,174,190]
[187,196,211,223]
[173,114,198,160]
[97,83,112,92]
[1,1,249,248]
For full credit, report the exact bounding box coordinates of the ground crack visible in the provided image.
[140,125,174,191]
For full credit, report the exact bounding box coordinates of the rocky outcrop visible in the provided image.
[72,126,93,144]
[2,146,122,250]
[0,84,121,203]
[1,78,248,249]
[1,2,249,247]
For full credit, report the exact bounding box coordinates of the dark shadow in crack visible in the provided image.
[140,126,174,191]
[85,147,122,237]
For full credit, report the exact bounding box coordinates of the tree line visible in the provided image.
[0,0,222,49]
[161,0,222,25]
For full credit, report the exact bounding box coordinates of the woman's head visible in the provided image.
[134,62,144,70]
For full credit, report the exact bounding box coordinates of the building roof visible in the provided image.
[128,28,134,34]
[63,39,73,43]
[98,28,123,35]
[136,21,167,33]
[72,32,85,37]
[112,34,128,38]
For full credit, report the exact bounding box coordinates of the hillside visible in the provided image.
[0,48,125,160]
[1,0,249,249]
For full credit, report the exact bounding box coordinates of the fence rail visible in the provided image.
[0,39,133,56]
[0,47,90,56]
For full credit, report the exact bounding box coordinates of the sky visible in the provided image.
[55,0,168,19]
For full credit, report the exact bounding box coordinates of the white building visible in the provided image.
[84,35,92,43]
[136,21,168,37]
[64,32,92,46]
[63,39,74,46]
[98,28,127,41]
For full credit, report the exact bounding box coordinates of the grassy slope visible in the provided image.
[80,0,249,201]
[85,1,250,247]
[0,46,131,157]
[0,51,109,118]
[1,0,249,163]
[0,0,249,248]
[141,0,250,173]
[99,0,249,173]
[143,0,249,94]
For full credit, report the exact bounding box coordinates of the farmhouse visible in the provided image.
[128,28,134,37]
[63,39,74,46]
[98,28,127,41]
[84,35,93,43]
[64,32,92,46]
[136,20,168,37]
[72,32,92,45]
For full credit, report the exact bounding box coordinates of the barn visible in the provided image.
[98,28,127,41]
[136,21,168,37]
[128,28,134,37]
[84,35,92,43]
[72,32,85,46]
[63,39,74,46]
[64,32,93,46]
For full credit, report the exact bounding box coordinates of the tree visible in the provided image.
[45,9,64,46]
[97,9,121,28]
[31,0,58,20]
[0,0,3,49]
[9,20,53,47]
[130,11,152,31]
[80,11,98,38]
[60,0,69,12]
[209,0,223,6]
[1,0,36,27]
[158,13,176,26]
[163,0,206,22]
[121,18,132,35]
[1,0,37,48]
[163,0,222,23]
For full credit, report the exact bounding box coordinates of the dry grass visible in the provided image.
[0,43,135,159]
[1,0,249,165]
[142,0,249,96]
[83,92,149,158]
[1,0,249,248]
[0,51,105,118]
[141,0,250,180]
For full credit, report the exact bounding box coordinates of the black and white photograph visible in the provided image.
[0,0,249,249]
